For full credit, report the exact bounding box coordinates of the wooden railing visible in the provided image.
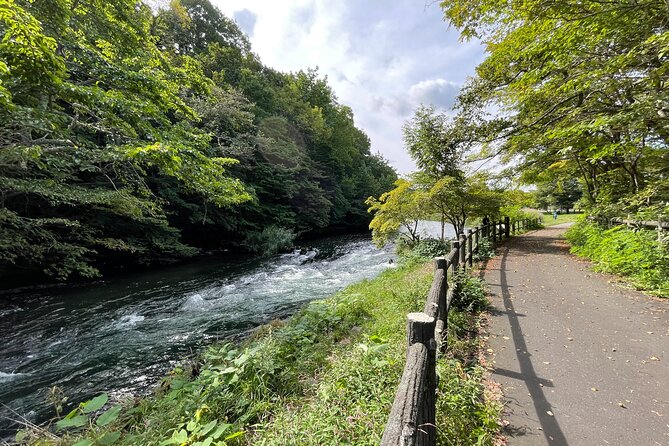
[610,217,669,230]
[380,217,541,446]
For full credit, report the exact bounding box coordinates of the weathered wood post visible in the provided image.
[474,227,479,253]
[459,233,466,269]
[492,222,497,243]
[451,239,460,276]
[380,313,437,446]
[467,229,473,267]
[504,216,510,238]
[427,258,447,349]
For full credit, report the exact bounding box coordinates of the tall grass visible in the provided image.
[566,218,669,297]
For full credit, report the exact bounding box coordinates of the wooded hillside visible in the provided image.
[0,0,396,284]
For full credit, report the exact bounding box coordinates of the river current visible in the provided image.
[0,234,401,436]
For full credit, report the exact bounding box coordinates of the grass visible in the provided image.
[22,256,500,446]
[541,212,581,227]
[566,218,669,297]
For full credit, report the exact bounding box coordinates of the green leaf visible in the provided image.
[64,407,81,419]
[71,439,94,446]
[224,431,244,441]
[96,406,122,427]
[186,420,199,432]
[14,430,28,442]
[199,420,217,437]
[98,431,121,445]
[193,437,213,446]
[211,423,232,440]
[56,415,88,430]
[82,393,108,413]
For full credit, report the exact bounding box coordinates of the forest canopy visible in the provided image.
[440,0,669,220]
[0,0,396,284]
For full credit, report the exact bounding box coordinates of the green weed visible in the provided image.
[566,219,669,297]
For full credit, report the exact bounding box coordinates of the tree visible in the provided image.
[440,0,669,218]
[534,178,582,212]
[0,0,397,284]
[402,105,464,179]
[366,179,427,247]
[418,173,502,237]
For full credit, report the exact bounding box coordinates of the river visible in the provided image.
[0,234,401,436]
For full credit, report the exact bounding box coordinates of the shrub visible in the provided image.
[566,219,669,296]
[450,271,489,312]
[411,238,451,258]
[472,236,494,262]
[244,225,296,256]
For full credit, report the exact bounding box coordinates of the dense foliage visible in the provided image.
[439,0,668,221]
[0,0,396,285]
[566,219,669,296]
[367,106,507,247]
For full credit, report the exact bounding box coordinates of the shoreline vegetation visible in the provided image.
[18,242,501,446]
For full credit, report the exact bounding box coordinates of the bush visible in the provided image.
[397,237,451,263]
[450,271,489,312]
[412,238,451,258]
[472,236,494,262]
[244,225,296,256]
[566,219,669,296]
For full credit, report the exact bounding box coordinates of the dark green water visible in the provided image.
[0,235,395,436]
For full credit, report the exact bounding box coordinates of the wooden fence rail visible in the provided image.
[610,218,669,230]
[380,217,542,446]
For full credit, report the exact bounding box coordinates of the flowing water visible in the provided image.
[0,234,397,436]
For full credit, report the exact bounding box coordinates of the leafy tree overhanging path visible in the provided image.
[484,224,669,445]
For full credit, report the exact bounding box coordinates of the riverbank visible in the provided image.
[0,235,394,438]
[20,254,500,445]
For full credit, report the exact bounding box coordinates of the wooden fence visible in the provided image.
[610,218,669,230]
[380,217,542,446]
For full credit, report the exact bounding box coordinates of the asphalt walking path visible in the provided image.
[484,223,669,446]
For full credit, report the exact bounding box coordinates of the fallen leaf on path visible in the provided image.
[650,356,660,361]
[546,411,554,416]
[618,402,627,408]
[591,387,598,391]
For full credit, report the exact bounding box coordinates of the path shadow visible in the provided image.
[497,246,570,445]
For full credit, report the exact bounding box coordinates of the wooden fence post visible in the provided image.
[459,233,466,269]
[407,313,437,446]
[474,227,479,253]
[451,239,460,275]
[467,229,473,267]
[381,313,436,446]
[492,222,497,243]
[431,258,448,348]
[504,216,510,238]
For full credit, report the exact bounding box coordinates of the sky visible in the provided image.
[211,0,486,174]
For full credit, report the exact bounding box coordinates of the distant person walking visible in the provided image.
[553,210,558,221]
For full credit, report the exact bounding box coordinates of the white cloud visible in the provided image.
[211,0,485,174]
[409,78,461,110]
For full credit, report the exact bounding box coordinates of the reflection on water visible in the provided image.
[0,234,394,436]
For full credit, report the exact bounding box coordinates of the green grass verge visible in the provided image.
[24,258,500,446]
[566,218,669,297]
[541,212,581,227]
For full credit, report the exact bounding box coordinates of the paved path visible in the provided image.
[484,224,669,446]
